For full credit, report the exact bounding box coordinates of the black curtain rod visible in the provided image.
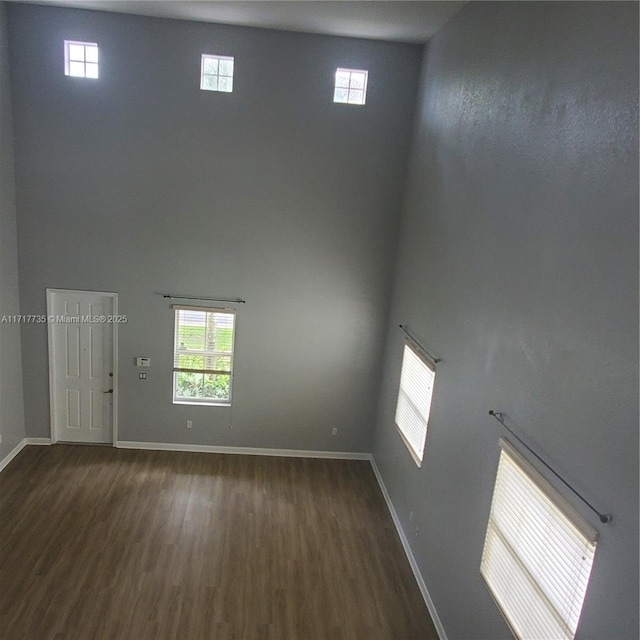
[162,294,246,304]
[488,410,612,524]
[399,324,441,364]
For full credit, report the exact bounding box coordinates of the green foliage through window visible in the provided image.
[176,372,230,400]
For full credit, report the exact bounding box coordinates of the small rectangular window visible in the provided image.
[394,342,435,466]
[333,67,368,105]
[201,54,234,92]
[64,40,98,78]
[480,439,597,640]
[173,306,236,405]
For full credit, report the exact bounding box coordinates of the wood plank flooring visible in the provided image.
[0,445,438,640]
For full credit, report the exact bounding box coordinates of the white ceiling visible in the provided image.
[12,1,467,44]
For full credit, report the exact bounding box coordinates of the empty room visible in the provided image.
[0,1,638,639]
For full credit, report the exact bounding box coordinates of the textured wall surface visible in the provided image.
[372,2,639,638]
[0,1,25,460]
[8,3,420,450]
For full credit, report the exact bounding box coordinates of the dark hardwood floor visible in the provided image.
[0,445,438,640]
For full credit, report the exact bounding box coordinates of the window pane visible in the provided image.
[334,88,348,103]
[219,59,233,76]
[68,61,86,77]
[350,72,366,89]
[207,314,232,350]
[85,63,99,79]
[85,46,98,63]
[335,71,350,88]
[203,374,230,400]
[201,75,218,91]
[177,310,207,349]
[218,76,232,92]
[68,44,85,61]
[176,372,204,399]
[203,57,218,75]
[348,89,364,104]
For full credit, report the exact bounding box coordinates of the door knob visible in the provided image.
[103,389,113,394]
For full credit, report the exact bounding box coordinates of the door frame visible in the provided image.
[46,288,119,445]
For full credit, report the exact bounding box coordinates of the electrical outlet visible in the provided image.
[331,428,338,435]
[414,527,420,537]
[186,420,192,429]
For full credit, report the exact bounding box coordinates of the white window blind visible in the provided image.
[480,439,598,640]
[394,342,435,466]
[172,306,235,405]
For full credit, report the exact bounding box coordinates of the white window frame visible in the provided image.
[333,67,368,105]
[172,305,236,406]
[64,40,99,78]
[394,341,436,467]
[200,54,234,92]
[480,438,598,640]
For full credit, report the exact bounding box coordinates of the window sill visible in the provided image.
[173,400,231,407]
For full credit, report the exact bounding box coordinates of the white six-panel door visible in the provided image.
[47,289,117,444]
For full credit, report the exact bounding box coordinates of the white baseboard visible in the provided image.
[25,437,52,445]
[369,456,448,640]
[116,440,371,460]
[0,438,26,473]
[0,437,52,474]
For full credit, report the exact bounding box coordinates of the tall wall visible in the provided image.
[0,1,25,460]
[7,3,420,450]
[372,2,639,639]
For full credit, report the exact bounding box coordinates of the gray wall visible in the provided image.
[0,1,25,459]
[7,3,420,450]
[372,2,638,639]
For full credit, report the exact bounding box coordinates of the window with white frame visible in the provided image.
[64,40,98,78]
[480,439,598,640]
[173,306,235,405]
[200,54,234,92]
[333,68,368,105]
[394,341,435,466]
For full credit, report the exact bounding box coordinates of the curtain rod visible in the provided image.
[162,294,246,304]
[488,410,612,524]
[399,324,441,365]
